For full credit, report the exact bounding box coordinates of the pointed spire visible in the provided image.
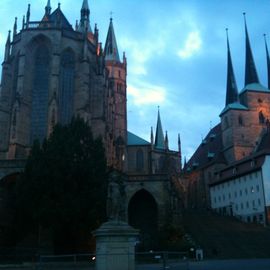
[26,4,31,26]
[79,0,92,33]
[178,133,182,170]
[4,31,11,62]
[154,107,165,150]
[225,28,238,105]
[264,34,270,89]
[243,13,259,85]
[13,17,17,39]
[165,131,169,150]
[22,15,25,30]
[150,126,154,145]
[45,0,51,16]
[104,17,120,62]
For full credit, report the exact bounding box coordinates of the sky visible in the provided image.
[0,0,270,160]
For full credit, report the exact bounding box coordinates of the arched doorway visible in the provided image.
[128,189,158,250]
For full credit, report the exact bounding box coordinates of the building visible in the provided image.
[0,0,182,248]
[185,17,270,224]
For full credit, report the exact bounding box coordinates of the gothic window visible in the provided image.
[259,111,265,124]
[31,45,50,143]
[238,115,243,126]
[136,149,144,171]
[59,50,75,125]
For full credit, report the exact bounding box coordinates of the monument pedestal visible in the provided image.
[93,221,139,270]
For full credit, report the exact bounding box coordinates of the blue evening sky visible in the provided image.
[0,0,269,159]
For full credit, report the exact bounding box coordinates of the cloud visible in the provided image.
[177,31,202,59]
[127,83,166,106]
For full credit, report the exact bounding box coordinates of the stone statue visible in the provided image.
[107,171,126,222]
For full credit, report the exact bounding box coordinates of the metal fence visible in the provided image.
[0,251,191,270]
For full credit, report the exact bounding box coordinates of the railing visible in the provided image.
[0,251,190,270]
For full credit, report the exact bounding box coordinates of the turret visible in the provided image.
[178,133,182,169]
[150,126,154,149]
[4,31,11,62]
[79,0,92,33]
[165,131,169,150]
[13,17,17,39]
[26,4,31,27]
[45,0,52,16]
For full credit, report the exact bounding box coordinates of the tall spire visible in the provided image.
[104,17,120,62]
[150,126,154,146]
[154,107,165,150]
[244,13,259,85]
[79,0,92,33]
[264,34,270,89]
[225,28,238,106]
[45,0,51,16]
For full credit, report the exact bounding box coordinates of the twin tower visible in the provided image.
[0,0,127,170]
[220,14,270,163]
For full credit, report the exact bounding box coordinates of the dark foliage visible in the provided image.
[15,117,107,253]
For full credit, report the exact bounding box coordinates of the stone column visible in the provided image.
[93,221,139,270]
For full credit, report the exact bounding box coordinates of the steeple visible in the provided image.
[104,17,120,62]
[225,29,238,106]
[264,34,270,89]
[79,0,92,33]
[45,0,52,16]
[4,31,11,62]
[244,13,259,85]
[154,107,165,150]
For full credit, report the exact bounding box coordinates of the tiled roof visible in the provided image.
[127,131,150,146]
[240,83,269,94]
[185,124,226,171]
[220,102,248,116]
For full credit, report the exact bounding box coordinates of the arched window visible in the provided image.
[59,50,75,125]
[136,149,144,171]
[31,45,50,143]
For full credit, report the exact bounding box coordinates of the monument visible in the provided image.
[93,171,139,270]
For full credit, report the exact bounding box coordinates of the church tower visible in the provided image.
[104,17,127,170]
[221,15,270,163]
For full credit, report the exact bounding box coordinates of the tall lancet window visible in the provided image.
[59,50,75,125]
[31,45,50,143]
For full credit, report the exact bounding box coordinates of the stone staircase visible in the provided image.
[183,210,270,259]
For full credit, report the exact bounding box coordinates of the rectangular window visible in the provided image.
[258,198,261,206]
[256,185,259,192]
[246,201,249,208]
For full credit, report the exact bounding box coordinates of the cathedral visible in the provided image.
[0,0,182,249]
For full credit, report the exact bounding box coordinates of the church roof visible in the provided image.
[240,83,270,94]
[49,6,73,30]
[220,102,248,116]
[127,131,150,146]
[185,124,226,172]
[104,18,120,62]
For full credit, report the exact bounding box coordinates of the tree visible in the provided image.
[15,117,108,253]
